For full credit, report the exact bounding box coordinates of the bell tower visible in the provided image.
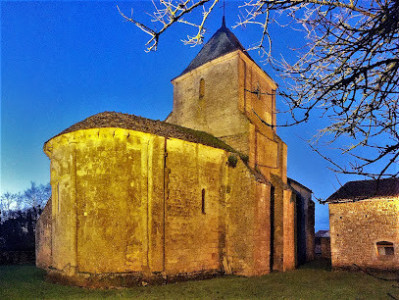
[167,19,285,185]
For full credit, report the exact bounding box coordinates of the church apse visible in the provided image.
[37,113,276,286]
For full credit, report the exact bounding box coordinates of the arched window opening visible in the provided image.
[377,241,394,256]
[255,83,261,100]
[199,78,205,100]
[201,189,206,214]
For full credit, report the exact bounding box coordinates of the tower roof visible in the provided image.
[179,19,252,76]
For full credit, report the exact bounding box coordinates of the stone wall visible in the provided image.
[164,138,225,274]
[237,52,277,130]
[167,49,295,273]
[283,188,295,271]
[50,135,77,275]
[46,129,166,275]
[40,127,277,284]
[288,180,315,263]
[35,199,52,269]
[320,237,331,259]
[169,52,250,155]
[307,201,315,262]
[224,160,271,276]
[329,198,399,270]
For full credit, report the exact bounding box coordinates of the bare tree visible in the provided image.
[21,182,51,217]
[118,0,399,179]
[0,192,17,223]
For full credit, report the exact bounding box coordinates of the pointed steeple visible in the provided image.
[178,19,251,77]
[222,0,226,27]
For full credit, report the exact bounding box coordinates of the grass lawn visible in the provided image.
[1,260,398,299]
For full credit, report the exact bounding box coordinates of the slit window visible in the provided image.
[57,182,60,213]
[201,189,206,214]
[255,83,261,100]
[377,241,394,256]
[199,78,205,100]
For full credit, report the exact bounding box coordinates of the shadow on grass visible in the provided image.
[298,258,331,271]
[1,262,399,300]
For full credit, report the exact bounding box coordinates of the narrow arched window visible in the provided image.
[201,189,206,214]
[255,83,261,100]
[377,241,394,256]
[57,182,60,213]
[199,78,205,100]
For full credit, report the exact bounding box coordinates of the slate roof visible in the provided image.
[44,111,235,152]
[326,178,399,203]
[178,17,252,77]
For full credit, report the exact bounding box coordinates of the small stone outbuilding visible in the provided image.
[327,178,399,271]
[315,230,330,259]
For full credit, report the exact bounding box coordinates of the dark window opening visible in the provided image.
[270,185,275,271]
[254,83,261,100]
[201,189,206,214]
[199,78,205,100]
[377,241,394,256]
[296,193,307,266]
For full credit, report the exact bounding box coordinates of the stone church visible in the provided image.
[36,19,314,286]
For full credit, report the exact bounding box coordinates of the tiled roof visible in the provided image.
[178,17,252,77]
[44,111,235,152]
[326,178,399,203]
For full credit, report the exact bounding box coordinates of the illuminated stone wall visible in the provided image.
[168,50,295,273]
[164,138,226,275]
[49,136,77,276]
[40,127,278,284]
[329,198,399,270]
[168,52,250,155]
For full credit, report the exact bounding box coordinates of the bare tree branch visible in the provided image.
[120,0,399,179]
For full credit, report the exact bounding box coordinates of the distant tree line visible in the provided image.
[0,182,51,252]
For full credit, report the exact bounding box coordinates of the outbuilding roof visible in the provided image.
[44,111,235,152]
[326,178,399,203]
[178,17,252,77]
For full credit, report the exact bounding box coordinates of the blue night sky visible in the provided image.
[1,1,385,231]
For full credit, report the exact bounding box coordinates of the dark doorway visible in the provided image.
[296,193,307,266]
[270,185,275,272]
